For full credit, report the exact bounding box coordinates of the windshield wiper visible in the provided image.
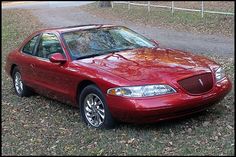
[75,47,149,60]
[110,46,152,53]
[105,47,136,54]
[75,53,102,60]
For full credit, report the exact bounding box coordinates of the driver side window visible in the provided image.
[36,33,64,59]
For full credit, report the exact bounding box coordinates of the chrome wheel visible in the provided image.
[14,72,23,95]
[84,93,105,127]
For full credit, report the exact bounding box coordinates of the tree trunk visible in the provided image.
[98,1,112,7]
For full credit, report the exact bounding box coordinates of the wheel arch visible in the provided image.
[76,80,97,105]
[10,64,17,78]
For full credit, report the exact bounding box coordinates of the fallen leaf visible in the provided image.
[203,121,210,127]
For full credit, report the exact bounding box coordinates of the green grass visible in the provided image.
[80,2,234,37]
[2,9,235,156]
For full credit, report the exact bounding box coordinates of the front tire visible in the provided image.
[12,67,32,97]
[79,84,115,129]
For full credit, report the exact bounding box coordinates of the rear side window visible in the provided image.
[22,35,39,55]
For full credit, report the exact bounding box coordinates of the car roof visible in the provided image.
[37,24,117,34]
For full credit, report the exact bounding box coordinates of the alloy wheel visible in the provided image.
[14,72,23,95]
[84,93,105,127]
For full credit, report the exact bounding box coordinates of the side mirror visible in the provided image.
[49,53,67,64]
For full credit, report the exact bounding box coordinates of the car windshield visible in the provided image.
[62,26,156,60]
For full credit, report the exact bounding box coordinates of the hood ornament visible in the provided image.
[198,78,204,86]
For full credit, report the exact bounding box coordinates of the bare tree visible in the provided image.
[98,1,112,7]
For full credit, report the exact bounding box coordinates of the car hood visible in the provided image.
[74,48,217,82]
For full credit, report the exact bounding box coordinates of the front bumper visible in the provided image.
[106,77,232,123]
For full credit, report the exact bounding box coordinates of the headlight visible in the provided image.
[215,67,226,82]
[107,84,176,97]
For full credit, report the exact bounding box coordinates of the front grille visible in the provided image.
[178,73,213,94]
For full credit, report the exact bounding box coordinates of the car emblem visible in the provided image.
[198,79,204,86]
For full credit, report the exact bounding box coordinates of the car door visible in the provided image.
[31,32,73,103]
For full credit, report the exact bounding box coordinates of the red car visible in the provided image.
[5,24,232,129]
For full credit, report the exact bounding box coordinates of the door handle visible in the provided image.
[30,64,35,68]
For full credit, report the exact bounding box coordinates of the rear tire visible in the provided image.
[79,84,116,129]
[12,67,32,97]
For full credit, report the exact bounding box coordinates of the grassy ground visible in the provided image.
[80,2,234,37]
[2,9,235,155]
